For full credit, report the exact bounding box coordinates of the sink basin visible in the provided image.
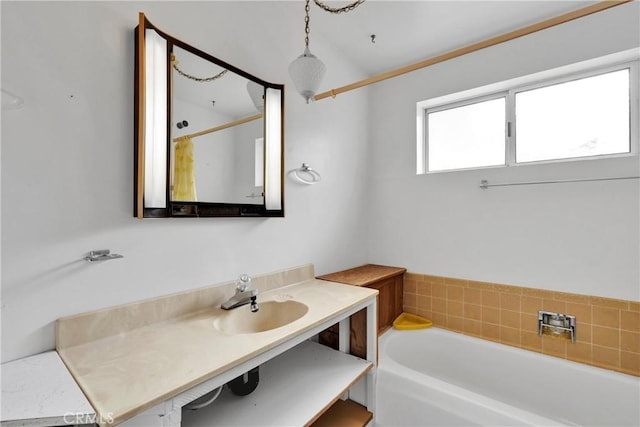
[213,300,309,334]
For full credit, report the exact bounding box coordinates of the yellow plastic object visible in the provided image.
[393,313,433,330]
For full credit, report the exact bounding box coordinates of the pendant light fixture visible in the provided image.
[289,0,326,104]
[288,0,366,103]
[246,80,265,113]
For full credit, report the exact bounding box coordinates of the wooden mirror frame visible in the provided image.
[134,13,284,218]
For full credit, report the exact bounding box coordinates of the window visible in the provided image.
[515,69,630,163]
[418,54,638,173]
[428,96,505,172]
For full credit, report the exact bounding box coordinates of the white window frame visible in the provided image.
[417,49,639,174]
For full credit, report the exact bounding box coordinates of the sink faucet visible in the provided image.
[221,274,259,312]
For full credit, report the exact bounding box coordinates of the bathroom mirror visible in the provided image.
[134,13,284,218]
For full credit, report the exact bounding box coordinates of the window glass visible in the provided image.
[427,97,506,171]
[515,69,630,163]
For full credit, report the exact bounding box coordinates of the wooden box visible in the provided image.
[317,264,405,358]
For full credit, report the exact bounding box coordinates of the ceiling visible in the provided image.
[302,0,601,76]
[124,1,610,72]
[112,0,613,110]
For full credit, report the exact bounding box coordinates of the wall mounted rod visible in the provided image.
[314,0,631,101]
[480,176,640,189]
[174,113,262,142]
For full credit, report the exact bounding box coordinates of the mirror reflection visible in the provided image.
[171,46,265,205]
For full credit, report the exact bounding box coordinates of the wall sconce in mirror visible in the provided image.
[134,13,284,218]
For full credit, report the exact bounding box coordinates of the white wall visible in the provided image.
[366,3,640,301]
[0,2,371,362]
[3,1,639,364]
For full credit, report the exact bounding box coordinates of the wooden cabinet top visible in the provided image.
[317,264,406,287]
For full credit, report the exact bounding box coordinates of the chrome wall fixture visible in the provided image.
[538,310,576,343]
[480,176,640,189]
[84,250,124,262]
[289,163,322,184]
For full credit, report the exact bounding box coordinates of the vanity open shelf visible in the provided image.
[182,340,372,426]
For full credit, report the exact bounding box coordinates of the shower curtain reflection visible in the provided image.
[172,136,197,201]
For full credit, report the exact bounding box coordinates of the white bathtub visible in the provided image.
[376,328,640,427]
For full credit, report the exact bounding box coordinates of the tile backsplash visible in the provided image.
[403,273,639,377]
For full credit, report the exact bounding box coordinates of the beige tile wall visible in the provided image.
[403,273,640,377]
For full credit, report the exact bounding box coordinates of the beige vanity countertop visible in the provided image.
[57,279,377,426]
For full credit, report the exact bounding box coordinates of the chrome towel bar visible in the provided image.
[480,176,640,189]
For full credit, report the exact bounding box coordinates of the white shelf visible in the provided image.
[181,340,373,427]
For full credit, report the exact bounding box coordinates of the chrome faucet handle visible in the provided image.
[236,273,252,292]
[250,291,259,313]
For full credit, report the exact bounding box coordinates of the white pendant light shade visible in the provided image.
[289,47,326,103]
[246,80,264,113]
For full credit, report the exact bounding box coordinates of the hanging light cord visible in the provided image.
[303,0,366,48]
[303,0,311,47]
[313,0,366,14]
[171,53,228,83]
